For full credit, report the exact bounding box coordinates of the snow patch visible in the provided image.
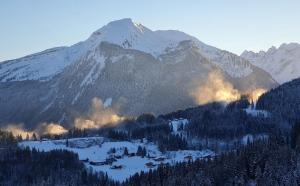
[244,107,270,117]
[241,134,268,145]
[103,98,113,108]
[80,54,105,87]
[169,118,189,133]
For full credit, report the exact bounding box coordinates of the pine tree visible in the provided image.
[123,147,129,156]
[136,146,143,156]
[142,147,147,157]
[291,122,300,149]
[66,139,69,147]
[32,133,38,141]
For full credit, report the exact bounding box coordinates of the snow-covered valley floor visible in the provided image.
[19,137,214,181]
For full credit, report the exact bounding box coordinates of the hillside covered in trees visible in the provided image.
[1,77,300,185]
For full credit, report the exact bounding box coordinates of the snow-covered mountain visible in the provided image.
[241,43,300,84]
[2,18,257,82]
[0,18,277,128]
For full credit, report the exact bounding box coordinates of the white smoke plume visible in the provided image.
[190,71,241,105]
[247,88,267,103]
[36,123,68,136]
[2,98,122,137]
[3,124,34,139]
[74,97,124,129]
[3,122,68,139]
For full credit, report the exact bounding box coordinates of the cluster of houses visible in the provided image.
[81,153,195,170]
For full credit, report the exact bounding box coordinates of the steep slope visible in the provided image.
[0,19,277,129]
[241,43,300,84]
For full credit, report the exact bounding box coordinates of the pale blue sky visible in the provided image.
[1,0,299,61]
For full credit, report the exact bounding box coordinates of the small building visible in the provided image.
[89,161,106,166]
[114,155,122,159]
[145,162,156,168]
[184,155,193,161]
[80,158,89,163]
[160,162,170,167]
[154,157,166,162]
[110,165,123,169]
[128,153,136,157]
[148,155,156,159]
[106,157,117,165]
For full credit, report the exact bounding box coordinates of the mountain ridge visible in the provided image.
[1,18,269,82]
[241,42,300,84]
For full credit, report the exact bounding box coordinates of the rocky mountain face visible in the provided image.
[241,43,300,84]
[0,19,277,129]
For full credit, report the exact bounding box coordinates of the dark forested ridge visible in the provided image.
[124,133,300,186]
[257,77,300,122]
[2,122,300,186]
[120,77,300,186]
[0,131,118,186]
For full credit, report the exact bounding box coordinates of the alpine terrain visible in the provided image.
[241,42,300,84]
[0,18,277,129]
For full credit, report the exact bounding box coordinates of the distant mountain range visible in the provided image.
[0,18,278,128]
[241,43,300,84]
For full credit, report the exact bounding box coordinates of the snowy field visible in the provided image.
[244,107,270,117]
[169,118,188,133]
[19,137,214,181]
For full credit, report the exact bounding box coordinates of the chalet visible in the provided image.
[128,153,136,157]
[110,165,123,169]
[89,161,106,166]
[184,155,193,161]
[106,157,117,165]
[80,158,89,163]
[154,157,166,162]
[145,162,156,168]
[160,162,170,167]
[147,155,156,159]
[114,155,122,159]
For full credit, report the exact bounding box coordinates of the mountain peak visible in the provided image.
[108,18,134,24]
[103,18,144,31]
[90,18,147,39]
[106,18,143,28]
[87,18,198,57]
[278,42,300,51]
